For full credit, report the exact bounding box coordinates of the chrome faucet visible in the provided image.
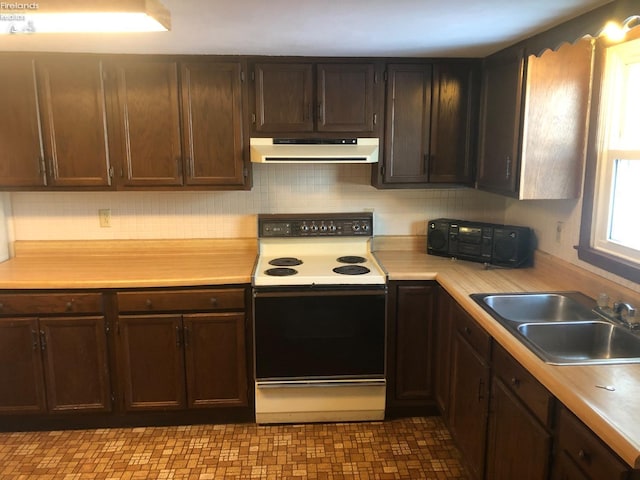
[614,301,636,319]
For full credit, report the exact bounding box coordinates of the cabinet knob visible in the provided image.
[578,449,590,463]
[66,301,73,311]
[145,299,153,308]
[210,297,218,306]
[511,377,520,387]
[0,303,3,310]
[464,326,471,335]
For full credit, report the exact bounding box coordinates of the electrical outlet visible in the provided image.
[99,209,111,228]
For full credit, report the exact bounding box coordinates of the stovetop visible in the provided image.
[253,213,387,287]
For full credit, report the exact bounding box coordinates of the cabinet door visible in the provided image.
[37,57,112,187]
[108,60,183,187]
[433,288,453,420]
[0,318,46,414]
[317,63,375,132]
[0,56,46,187]
[253,63,314,132]
[552,451,590,480]
[388,283,434,406]
[382,64,432,185]
[183,313,247,408]
[477,47,524,195]
[430,62,478,184]
[39,316,111,413]
[181,62,247,187]
[449,331,491,480]
[118,315,186,411]
[486,378,552,480]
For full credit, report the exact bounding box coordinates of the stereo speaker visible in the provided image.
[427,220,450,256]
[492,226,533,267]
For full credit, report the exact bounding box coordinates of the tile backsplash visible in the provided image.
[7,164,506,241]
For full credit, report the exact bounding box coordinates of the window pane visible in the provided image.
[609,159,640,250]
[620,63,640,147]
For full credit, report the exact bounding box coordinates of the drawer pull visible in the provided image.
[511,377,520,387]
[210,297,218,306]
[66,301,73,311]
[577,449,591,463]
[175,326,181,348]
[39,330,47,351]
[31,330,38,350]
[464,326,471,335]
[0,303,3,310]
[146,299,153,308]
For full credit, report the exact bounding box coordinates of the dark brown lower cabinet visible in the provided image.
[386,281,436,415]
[0,316,111,415]
[552,406,633,480]
[118,312,247,412]
[486,378,552,480]
[448,304,491,480]
[0,318,46,414]
[433,287,454,420]
[183,313,247,408]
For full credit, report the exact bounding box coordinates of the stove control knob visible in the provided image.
[328,224,337,232]
[352,224,360,232]
[320,224,328,232]
[361,223,370,231]
[300,224,309,232]
[310,224,319,232]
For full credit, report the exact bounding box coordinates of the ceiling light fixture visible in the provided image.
[0,0,171,34]
[601,15,640,42]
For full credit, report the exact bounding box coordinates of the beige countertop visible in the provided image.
[0,239,258,289]
[1,237,640,468]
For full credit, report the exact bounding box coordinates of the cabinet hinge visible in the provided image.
[105,320,110,334]
[251,113,256,124]
[111,393,116,407]
[243,167,249,178]
[108,166,114,178]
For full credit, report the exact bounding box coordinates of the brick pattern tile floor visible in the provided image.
[0,416,469,479]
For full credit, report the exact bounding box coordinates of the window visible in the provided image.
[579,34,640,283]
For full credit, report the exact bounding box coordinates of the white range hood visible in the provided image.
[250,137,379,164]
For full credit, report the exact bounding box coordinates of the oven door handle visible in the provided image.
[253,288,386,298]
[256,379,386,389]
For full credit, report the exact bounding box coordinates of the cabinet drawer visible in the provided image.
[0,293,103,315]
[556,407,629,480]
[117,288,245,313]
[453,303,491,360]
[493,343,554,428]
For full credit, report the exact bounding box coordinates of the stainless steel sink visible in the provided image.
[470,291,640,365]
[474,292,599,324]
[517,321,640,365]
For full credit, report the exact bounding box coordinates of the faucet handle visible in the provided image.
[614,301,636,319]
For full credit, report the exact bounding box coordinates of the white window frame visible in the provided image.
[591,37,640,265]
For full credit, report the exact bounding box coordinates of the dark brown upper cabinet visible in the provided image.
[0,56,46,188]
[181,61,248,188]
[373,61,478,188]
[251,61,381,135]
[477,40,593,199]
[106,60,183,187]
[36,57,112,188]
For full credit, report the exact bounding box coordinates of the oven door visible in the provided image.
[253,286,386,382]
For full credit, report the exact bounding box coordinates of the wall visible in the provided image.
[504,196,640,294]
[0,194,9,262]
[8,164,506,242]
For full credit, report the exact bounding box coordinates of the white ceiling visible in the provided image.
[0,0,613,58]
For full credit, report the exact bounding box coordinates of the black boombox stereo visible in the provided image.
[427,218,534,268]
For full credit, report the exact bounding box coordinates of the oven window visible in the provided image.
[254,292,385,380]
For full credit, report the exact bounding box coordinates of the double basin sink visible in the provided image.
[471,292,640,365]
